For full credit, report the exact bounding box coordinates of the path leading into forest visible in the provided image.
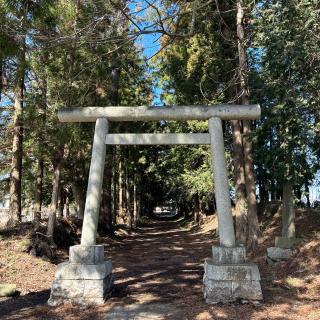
[104,220,213,319]
[2,215,319,320]
[0,219,215,320]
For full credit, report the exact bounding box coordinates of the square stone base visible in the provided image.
[203,246,263,303]
[48,245,113,306]
[266,246,292,262]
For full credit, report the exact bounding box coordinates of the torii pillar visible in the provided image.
[204,117,262,303]
[48,104,262,306]
[48,118,112,306]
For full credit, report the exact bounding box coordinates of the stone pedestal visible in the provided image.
[266,236,301,264]
[266,247,292,264]
[48,245,112,306]
[203,246,262,303]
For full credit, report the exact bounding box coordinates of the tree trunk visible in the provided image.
[236,0,260,249]
[99,151,113,235]
[108,59,121,106]
[305,181,311,208]
[192,194,199,224]
[133,172,139,227]
[125,165,132,229]
[98,55,121,233]
[47,146,64,241]
[9,34,26,225]
[99,190,113,234]
[34,51,48,222]
[232,120,247,244]
[112,149,118,225]
[138,192,142,220]
[118,157,124,224]
[270,180,276,201]
[243,121,260,249]
[295,186,302,206]
[282,180,295,238]
[65,187,70,218]
[193,209,199,224]
[34,159,44,222]
[57,185,64,219]
[107,58,121,226]
[257,165,268,204]
[71,182,85,219]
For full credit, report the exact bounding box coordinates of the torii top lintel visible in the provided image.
[58,104,260,122]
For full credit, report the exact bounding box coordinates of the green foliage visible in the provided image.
[0,0,153,208]
[1,0,319,218]
[250,0,320,194]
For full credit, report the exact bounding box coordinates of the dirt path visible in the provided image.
[0,219,214,319]
[104,220,213,319]
[0,217,319,319]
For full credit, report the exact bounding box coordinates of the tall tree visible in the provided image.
[8,1,27,224]
[236,0,260,249]
[251,0,319,232]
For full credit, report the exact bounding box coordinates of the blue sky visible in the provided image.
[129,1,163,105]
[137,33,163,105]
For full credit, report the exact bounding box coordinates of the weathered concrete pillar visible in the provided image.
[281,180,295,238]
[208,117,236,247]
[48,118,112,306]
[81,118,108,245]
[267,180,300,262]
[204,117,262,303]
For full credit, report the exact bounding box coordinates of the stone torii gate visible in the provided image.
[48,105,263,306]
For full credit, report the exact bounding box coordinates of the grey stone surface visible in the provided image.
[203,277,262,303]
[83,276,113,298]
[266,256,276,266]
[267,246,293,261]
[211,246,246,264]
[275,236,301,249]
[48,245,112,306]
[58,105,261,123]
[81,118,108,246]
[48,273,112,306]
[204,259,260,281]
[106,133,211,145]
[55,260,112,280]
[203,250,263,303]
[209,117,236,247]
[69,245,104,264]
[203,278,232,302]
[50,279,84,299]
[232,280,262,300]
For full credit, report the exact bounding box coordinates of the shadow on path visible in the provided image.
[101,220,213,319]
[1,219,314,319]
[0,290,50,319]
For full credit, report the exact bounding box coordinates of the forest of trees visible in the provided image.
[0,0,319,250]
